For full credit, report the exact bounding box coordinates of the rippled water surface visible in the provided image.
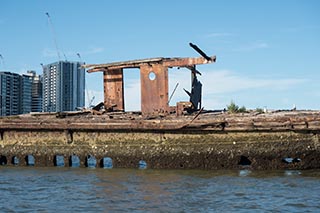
[0,167,319,212]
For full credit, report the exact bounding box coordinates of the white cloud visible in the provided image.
[200,70,305,94]
[87,68,307,111]
[85,89,104,107]
[232,41,269,52]
[85,47,104,55]
[205,32,233,38]
[42,46,105,60]
[42,48,71,59]
[85,78,142,111]
[15,64,40,75]
[282,25,320,33]
[124,79,141,111]
[42,48,57,58]
[167,68,307,106]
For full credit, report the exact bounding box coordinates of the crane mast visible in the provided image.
[46,12,65,60]
[77,53,95,108]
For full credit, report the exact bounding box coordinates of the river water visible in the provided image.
[0,167,319,212]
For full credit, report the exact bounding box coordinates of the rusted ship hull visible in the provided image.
[0,110,319,169]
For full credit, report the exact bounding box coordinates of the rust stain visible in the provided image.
[140,63,169,115]
[103,69,124,111]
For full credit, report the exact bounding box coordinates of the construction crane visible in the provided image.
[0,54,5,69]
[77,53,95,108]
[45,12,67,61]
[88,96,95,108]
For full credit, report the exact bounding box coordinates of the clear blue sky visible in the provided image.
[1,0,319,110]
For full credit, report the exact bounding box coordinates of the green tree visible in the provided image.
[227,101,247,113]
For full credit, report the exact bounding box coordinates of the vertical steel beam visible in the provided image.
[103,69,124,111]
[140,64,168,115]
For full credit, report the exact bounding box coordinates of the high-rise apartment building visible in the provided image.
[0,72,21,116]
[0,71,43,116]
[24,71,43,112]
[42,61,85,112]
[21,73,32,114]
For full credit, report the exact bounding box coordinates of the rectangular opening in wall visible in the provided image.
[124,68,141,112]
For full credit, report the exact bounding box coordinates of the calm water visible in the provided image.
[0,167,319,212]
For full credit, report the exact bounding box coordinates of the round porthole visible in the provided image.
[149,71,156,80]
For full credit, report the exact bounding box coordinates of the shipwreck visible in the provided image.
[0,43,319,170]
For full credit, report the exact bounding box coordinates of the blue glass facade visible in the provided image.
[0,71,41,116]
[42,61,85,112]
